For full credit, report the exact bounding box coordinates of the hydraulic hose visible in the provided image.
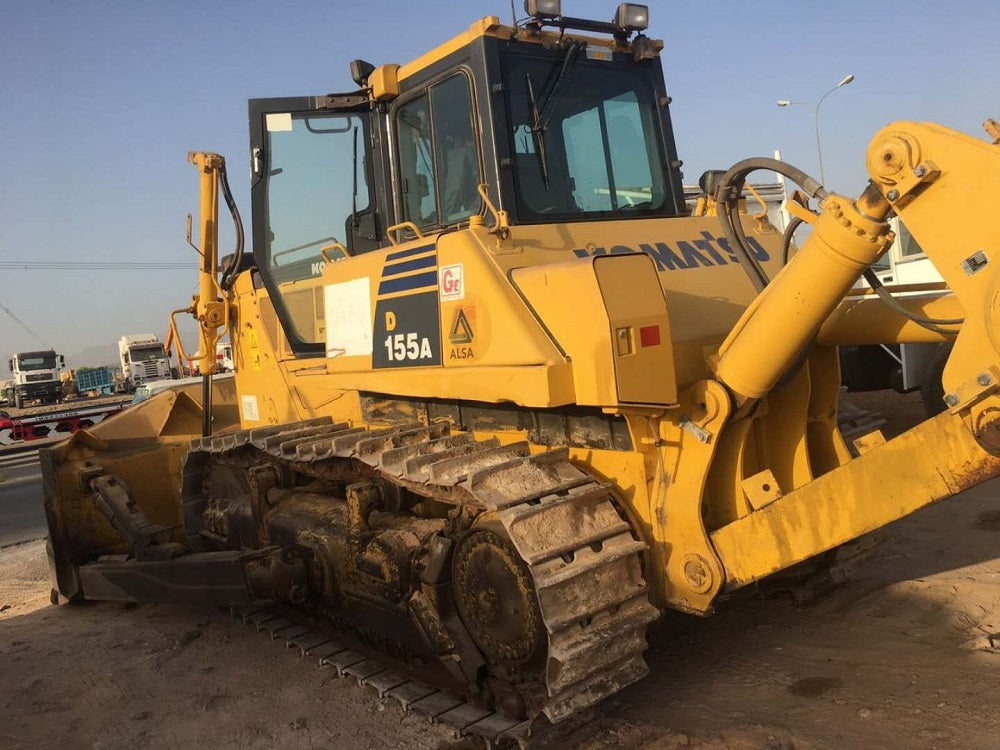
[202,371,212,437]
[714,157,828,292]
[721,161,960,334]
[219,163,245,290]
[861,268,963,336]
[781,215,805,265]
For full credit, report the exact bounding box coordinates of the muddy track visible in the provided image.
[183,417,658,744]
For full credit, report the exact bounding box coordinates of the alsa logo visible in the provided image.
[439,263,464,300]
[573,231,770,271]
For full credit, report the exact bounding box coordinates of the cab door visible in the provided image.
[248,93,389,355]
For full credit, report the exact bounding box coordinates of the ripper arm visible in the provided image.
[708,121,1000,587]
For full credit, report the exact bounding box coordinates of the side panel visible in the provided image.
[371,244,443,369]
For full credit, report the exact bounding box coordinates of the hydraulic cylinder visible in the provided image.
[714,193,892,405]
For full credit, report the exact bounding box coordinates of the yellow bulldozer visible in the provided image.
[39,2,1000,743]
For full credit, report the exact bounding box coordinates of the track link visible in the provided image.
[186,417,658,735]
[228,600,532,746]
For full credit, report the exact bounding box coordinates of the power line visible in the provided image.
[0,301,50,348]
[0,261,191,270]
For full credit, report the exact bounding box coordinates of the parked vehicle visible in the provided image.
[118,334,172,391]
[75,366,115,395]
[215,341,235,372]
[839,217,952,415]
[39,6,997,739]
[5,349,64,408]
[130,373,235,406]
[0,399,128,445]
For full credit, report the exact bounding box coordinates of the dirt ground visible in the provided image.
[3,389,999,749]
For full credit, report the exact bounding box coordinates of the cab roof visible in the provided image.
[397,15,659,82]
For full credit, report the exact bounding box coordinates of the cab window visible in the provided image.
[264,112,370,344]
[503,50,670,222]
[396,73,481,229]
[898,221,925,258]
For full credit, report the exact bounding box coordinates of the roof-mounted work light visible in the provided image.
[524,0,561,20]
[614,3,648,32]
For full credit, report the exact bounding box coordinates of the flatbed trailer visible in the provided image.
[0,397,131,446]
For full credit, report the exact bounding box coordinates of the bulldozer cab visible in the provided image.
[248,15,688,358]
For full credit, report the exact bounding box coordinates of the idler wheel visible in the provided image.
[452,526,545,668]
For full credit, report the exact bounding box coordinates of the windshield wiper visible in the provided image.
[524,41,584,190]
[525,73,549,189]
[536,40,583,132]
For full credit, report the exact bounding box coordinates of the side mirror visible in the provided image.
[350,59,376,87]
[698,169,727,199]
[59,355,65,368]
[7,359,12,372]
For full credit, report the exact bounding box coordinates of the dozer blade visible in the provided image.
[41,378,240,602]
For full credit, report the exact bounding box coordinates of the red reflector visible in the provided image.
[639,325,660,348]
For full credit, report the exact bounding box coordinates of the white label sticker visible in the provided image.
[326,277,373,357]
[265,112,293,132]
[241,395,260,422]
[439,263,464,301]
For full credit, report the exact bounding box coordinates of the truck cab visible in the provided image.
[5,350,65,408]
[118,334,173,390]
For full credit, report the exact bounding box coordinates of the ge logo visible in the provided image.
[439,264,464,301]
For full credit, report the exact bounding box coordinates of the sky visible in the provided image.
[2,0,998,364]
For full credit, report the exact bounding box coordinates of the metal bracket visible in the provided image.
[477,184,510,240]
[851,429,887,456]
[885,160,940,204]
[679,417,712,444]
[741,469,782,511]
[945,366,1000,413]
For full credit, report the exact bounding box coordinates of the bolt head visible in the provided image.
[887,190,900,201]
[683,554,714,593]
[979,373,992,386]
[945,394,959,406]
[914,165,927,177]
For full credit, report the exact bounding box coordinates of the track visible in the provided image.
[185,417,658,742]
[228,599,534,746]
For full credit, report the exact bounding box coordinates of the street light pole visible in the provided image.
[778,74,854,185]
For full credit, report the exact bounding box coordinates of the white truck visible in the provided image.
[215,341,235,373]
[839,217,951,415]
[5,349,65,408]
[118,334,172,391]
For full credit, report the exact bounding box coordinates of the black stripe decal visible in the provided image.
[377,271,438,296]
[382,254,437,277]
[385,243,436,262]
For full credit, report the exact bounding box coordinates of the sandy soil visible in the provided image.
[2,390,999,749]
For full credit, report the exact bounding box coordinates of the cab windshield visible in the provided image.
[503,48,672,222]
[18,355,56,371]
[130,346,164,364]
